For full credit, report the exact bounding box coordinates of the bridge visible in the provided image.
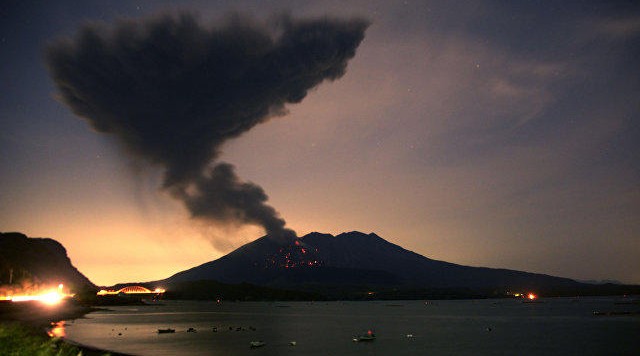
[97,286,165,296]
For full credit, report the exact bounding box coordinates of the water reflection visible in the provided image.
[47,321,66,338]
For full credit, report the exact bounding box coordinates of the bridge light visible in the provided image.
[96,285,166,296]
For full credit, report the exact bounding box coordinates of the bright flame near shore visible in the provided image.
[0,284,72,306]
[527,293,537,300]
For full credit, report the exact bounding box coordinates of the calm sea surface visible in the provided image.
[60,297,639,355]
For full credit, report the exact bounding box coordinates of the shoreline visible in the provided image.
[0,300,132,356]
[0,321,132,356]
[59,336,134,356]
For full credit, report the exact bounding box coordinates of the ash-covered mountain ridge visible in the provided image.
[165,231,581,293]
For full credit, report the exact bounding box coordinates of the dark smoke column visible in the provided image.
[45,13,368,241]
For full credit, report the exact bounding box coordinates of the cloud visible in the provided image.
[594,16,640,39]
[45,12,368,241]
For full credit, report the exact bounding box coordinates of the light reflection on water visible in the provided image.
[47,321,66,338]
[63,298,640,355]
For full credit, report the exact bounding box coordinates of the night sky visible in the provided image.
[1,1,639,286]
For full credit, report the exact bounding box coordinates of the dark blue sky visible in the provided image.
[1,1,638,285]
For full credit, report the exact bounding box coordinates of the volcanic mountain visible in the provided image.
[165,231,586,297]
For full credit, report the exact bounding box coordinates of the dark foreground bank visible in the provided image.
[0,299,131,356]
[0,322,136,356]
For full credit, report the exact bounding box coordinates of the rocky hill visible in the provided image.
[0,232,96,293]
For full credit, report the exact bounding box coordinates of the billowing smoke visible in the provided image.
[45,13,368,241]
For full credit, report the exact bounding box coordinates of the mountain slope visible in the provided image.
[0,232,96,293]
[165,231,581,294]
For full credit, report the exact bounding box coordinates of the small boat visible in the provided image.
[187,327,197,333]
[249,341,266,348]
[157,328,175,334]
[352,330,376,342]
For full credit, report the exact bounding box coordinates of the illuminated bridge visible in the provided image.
[97,286,165,296]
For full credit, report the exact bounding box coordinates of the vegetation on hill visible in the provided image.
[0,232,96,294]
[163,280,325,301]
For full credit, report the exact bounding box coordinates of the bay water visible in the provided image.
[61,297,639,355]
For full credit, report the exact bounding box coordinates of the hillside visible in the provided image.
[0,232,96,293]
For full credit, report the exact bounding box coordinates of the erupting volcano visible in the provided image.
[163,231,585,297]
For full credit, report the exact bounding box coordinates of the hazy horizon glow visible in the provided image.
[1,1,639,285]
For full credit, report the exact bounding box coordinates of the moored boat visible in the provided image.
[353,330,376,342]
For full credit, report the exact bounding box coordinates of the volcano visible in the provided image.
[164,231,588,297]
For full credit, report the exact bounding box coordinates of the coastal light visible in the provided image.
[40,291,64,305]
[1,284,71,306]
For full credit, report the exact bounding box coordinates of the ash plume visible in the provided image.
[45,13,368,241]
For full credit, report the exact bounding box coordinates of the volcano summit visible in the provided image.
[163,231,597,298]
